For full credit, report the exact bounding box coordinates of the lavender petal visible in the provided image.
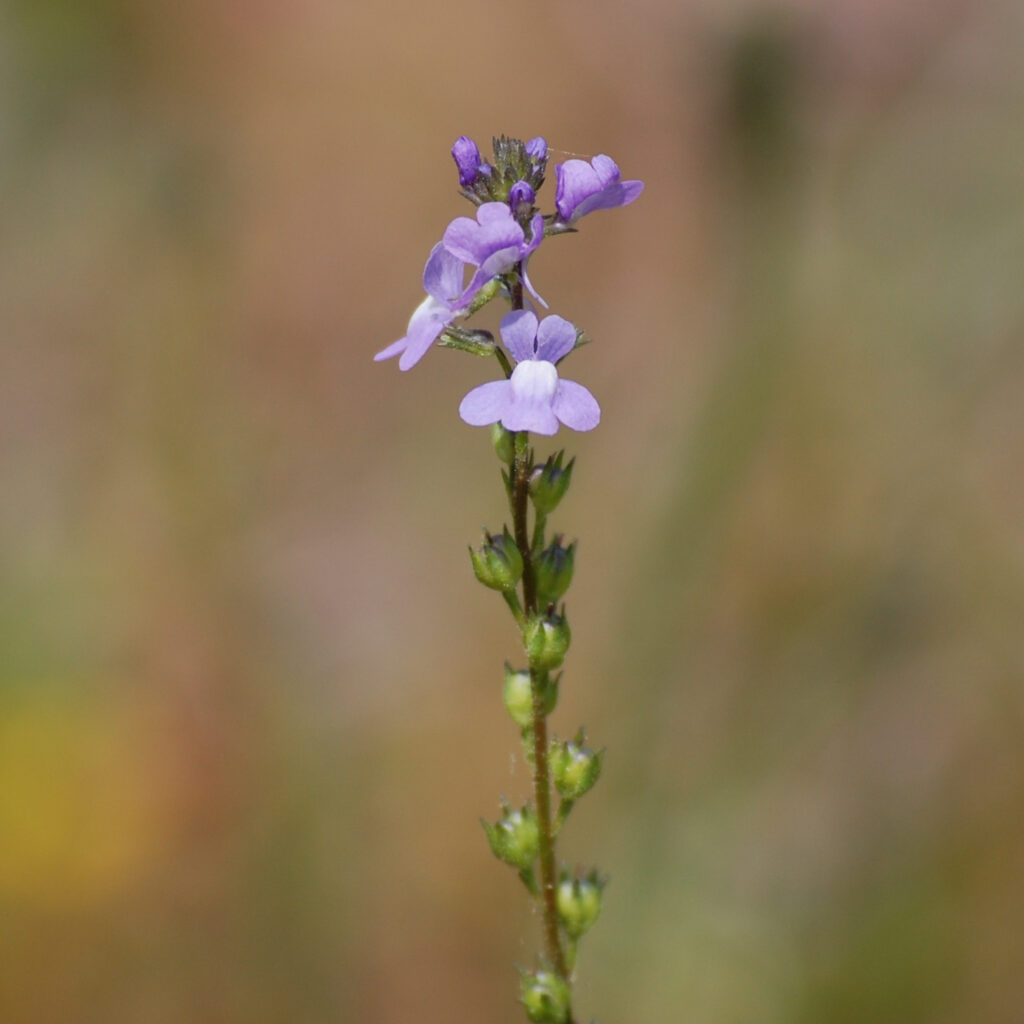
[500,310,539,363]
[553,379,601,431]
[571,179,644,220]
[443,216,486,264]
[535,315,577,364]
[459,380,512,426]
[423,243,465,305]
[374,337,407,362]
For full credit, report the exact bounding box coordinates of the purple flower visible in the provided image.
[554,154,644,223]
[459,311,600,436]
[442,202,546,310]
[452,135,485,187]
[374,243,466,371]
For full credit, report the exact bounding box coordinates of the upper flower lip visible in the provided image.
[501,310,576,364]
[554,154,644,222]
[442,203,546,310]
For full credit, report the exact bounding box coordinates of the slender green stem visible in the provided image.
[510,270,524,312]
[513,430,569,987]
[553,798,575,837]
[508,263,574,1018]
[513,434,538,614]
[502,589,525,627]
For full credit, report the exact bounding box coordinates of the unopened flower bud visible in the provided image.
[452,135,484,187]
[523,609,571,670]
[491,422,515,464]
[520,968,571,1024]
[529,452,574,515]
[509,179,536,215]
[556,867,606,938]
[550,730,603,800]
[525,136,548,162]
[482,801,539,870]
[469,527,523,591]
[534,536,576,606]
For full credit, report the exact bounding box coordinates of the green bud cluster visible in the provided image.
[520,968,571,1024]
[469,527,523,591]
[550,730,604,801]
[482,800,540,871]
[556,867,606,939]
[460,135,548,211]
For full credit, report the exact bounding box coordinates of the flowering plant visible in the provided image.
[376,134,642,1024]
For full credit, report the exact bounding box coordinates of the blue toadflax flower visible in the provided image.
[442,202,546,310]
[555,154,644,223]
[374,243,466,370]
[459,311,600,436]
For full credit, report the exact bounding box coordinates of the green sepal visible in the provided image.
[534,536,576,606]
[520,967,571,1024]
[469,527,523,591]
[438,325,496,357]
[504,665,559,729]
[529,452,574,516]
[503,665,534,729]
[550,729,604,800]
[523,607,571,670]
[467,276,501,315]
[556,866,606,939]
[492,422,515,463]
[481,799,539,871]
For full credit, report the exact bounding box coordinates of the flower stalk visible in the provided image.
[376,134,641,1024]
[512,427,570,985]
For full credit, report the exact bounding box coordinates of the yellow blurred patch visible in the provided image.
[0,692,167,908]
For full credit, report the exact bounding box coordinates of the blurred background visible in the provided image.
[2,0,1023,1021]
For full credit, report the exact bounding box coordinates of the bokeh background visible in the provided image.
[3,0,1023,1021]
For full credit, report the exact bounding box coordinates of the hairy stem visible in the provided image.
[513,431,569,986]
[509,262,573,1018]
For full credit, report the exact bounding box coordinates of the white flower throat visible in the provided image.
[510,359,558,404]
